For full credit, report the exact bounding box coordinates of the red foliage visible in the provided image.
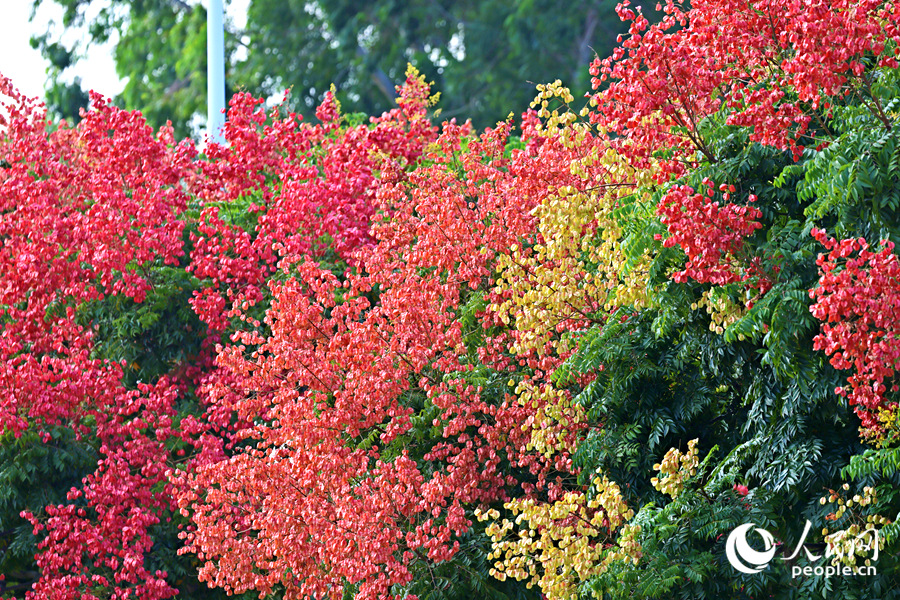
[0,77,193,435]
[657,178,767,292]
[0,69,441,600]
[0,64,581,600]
[810,228,900,437]
[187,81,436,334]
[23,381,180,600]
[174,116,582,599]
[0,74,195,599]
[592,0,900,179]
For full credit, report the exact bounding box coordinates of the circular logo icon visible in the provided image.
[726,523,777,574]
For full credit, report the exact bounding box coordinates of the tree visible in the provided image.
[29,0,636,135]
[235,0,632,125]
[5,0,900,598]
[0,67,454,599]
[30,0,213,139]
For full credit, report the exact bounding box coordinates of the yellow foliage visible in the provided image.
[491,85,657,356]
[480,84,666,599]
[650,439,699,499]
[514,380,586,458]
[479,475,641,600]
[691,288,745,335]
[819,485,890,568]
[873,405,900,447]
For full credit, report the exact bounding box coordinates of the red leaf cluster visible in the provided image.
[0,74,196,599]
[592,0,900,178]
[657,179,767,293]
[0,69,441,599]
[174,117,583,599]
[810,228,900,438]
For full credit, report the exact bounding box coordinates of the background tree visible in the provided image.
[29,0,635,135]
[30,0,214,139]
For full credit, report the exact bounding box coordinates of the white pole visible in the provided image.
[207,0,226,144]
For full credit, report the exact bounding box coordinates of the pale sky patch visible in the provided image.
[0,0,249,103]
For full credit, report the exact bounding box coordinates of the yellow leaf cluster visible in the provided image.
[491,126,655,356]
[531,80,579,131]
[819,484,890,568]
[650,439,699,499]
[514,380,586,458]
[690,288,745,334]
[478,475,640,600]
[873,405,900,447]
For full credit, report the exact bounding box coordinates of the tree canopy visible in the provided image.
[3,0,900,599]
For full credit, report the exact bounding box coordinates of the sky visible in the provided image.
[0,0,249,103]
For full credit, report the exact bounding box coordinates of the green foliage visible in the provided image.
[552,67,900,599]
[0,428,97,597]
[76,262,205,388]
[237,0,655,129]
[30,0,219,139]
[115,2,211,139]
